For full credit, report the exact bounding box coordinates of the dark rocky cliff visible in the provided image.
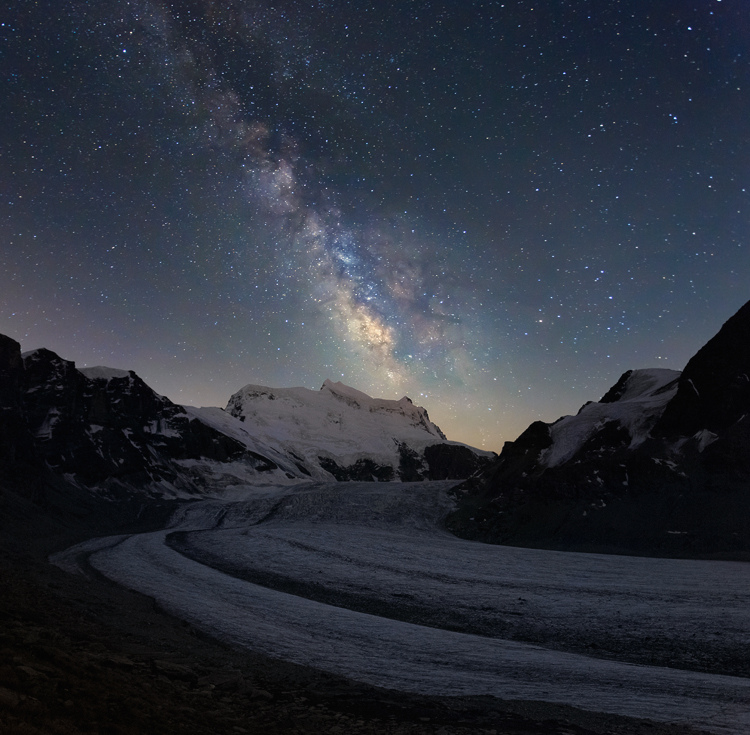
[0,340,278,502]
[448,299,750,558]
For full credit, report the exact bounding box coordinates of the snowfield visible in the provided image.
[52,481,750,734]
[541,368,680,467]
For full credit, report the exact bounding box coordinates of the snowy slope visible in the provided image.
[219,378,492,481]
[542,368,680,467]
[182,405,314,486]
[78,365,131,380]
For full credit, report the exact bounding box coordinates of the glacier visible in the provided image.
[53,480,750,735]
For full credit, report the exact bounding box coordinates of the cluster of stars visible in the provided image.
[1,0,748,449]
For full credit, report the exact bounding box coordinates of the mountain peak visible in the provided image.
[319,379,425,422]
[220,377,494,481]
[320,379,374,405]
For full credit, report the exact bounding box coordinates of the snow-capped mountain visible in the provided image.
[537,367,680,469]
[0,334,491,502]
[15,345,294,500]
[228,379,447,443]
[205,378,490,483]
[448,299,750,558]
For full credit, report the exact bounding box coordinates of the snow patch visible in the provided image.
[79,365,131,380]
[541,369,680,468]
[34,408,61,439]
[694,429,718,453]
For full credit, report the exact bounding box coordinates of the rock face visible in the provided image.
[0,336,29,458]
[1,345,293,500]
[0,336,491,502]
[447,299,750,558]
[0,335,39,493]
[654,299,750,437]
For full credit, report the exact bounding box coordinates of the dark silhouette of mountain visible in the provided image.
[447,299,750,559]
[654,299,750,437]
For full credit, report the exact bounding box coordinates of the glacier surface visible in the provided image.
[52,481,750,734]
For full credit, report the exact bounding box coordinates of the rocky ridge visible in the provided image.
[0,335,491,504]
[448,299,750,558]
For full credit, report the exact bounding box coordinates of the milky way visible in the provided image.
[1,1,748,449]
[150,4,481,394]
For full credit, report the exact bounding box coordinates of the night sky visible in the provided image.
[2,0,748,450]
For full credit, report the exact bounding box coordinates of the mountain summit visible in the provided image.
[209,377,487,482]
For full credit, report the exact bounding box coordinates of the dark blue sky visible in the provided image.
[2,0,748,449]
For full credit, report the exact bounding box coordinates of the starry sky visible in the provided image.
[1,0,748,451]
